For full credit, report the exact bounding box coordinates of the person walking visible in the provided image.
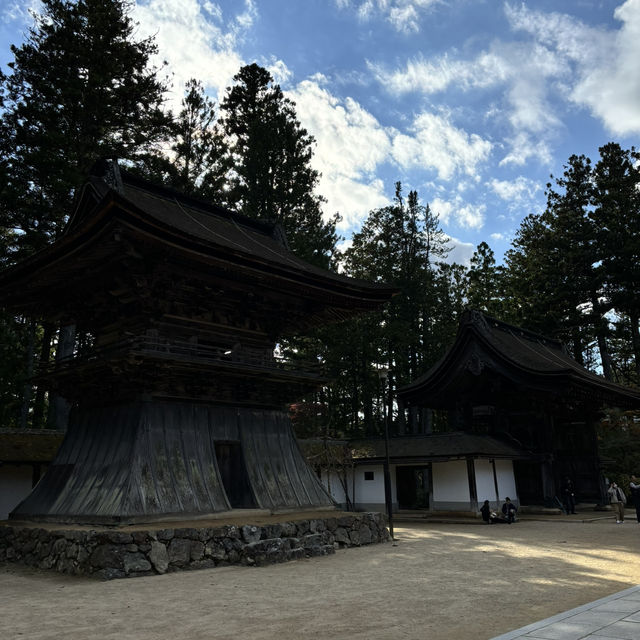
[629,476,640,523]
[608,481,627,523]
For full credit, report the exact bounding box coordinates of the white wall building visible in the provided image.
[0,430,61,520]
[317,432,526,514]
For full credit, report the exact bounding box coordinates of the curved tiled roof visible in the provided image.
[114,172,393,291]
[0,161,396,316]
[399,310,640,408]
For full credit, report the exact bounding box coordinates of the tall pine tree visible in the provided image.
[592,143,640,379]
[465,241,504,317]
[134,79,230,202]
[221,63,338,268]
[0,0,171,259]
[0,0,171,428]
[333,183,450,437]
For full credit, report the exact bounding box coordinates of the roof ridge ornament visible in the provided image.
[90,157,124,194]
[467,309,490,333]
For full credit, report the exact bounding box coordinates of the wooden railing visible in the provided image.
[40,335,323,378]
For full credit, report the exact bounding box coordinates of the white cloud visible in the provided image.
[337,0,441,33]
[370,48,563,166]
[490,232,504,241]
[323,176,389,230]
[233,0,257,32]
[391,111,492,180]
[201,2,222,21]
[1,0,39,23]
[431,195,485,230]
[288,79,391,228]
[571,1,640,135]
[369,12,580,166]
[445,236,476,266]
[389,5,420,34]
[430,197,454,225]
[368,51,508,94]
[267,58,294,86]
[504,2,607,62]
[499,133,552,167]
[289,80,491,230]
[505,0,640,136]
[458,203,486,229]
[488,176,542,209]
[133,0,251,106]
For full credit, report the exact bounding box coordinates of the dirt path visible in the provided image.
[3,517,640,640]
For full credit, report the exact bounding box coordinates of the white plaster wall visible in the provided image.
[354,464,385,504]
[0,465,32,520]
[495,459,518,504]
[475,459,498,504]
[432,460,470,502]
[320,469,348,505]
[322,459,517,510]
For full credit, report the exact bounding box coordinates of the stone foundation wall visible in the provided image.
[0,512,388,580]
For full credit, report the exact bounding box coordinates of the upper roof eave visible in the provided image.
[398,310,640,407]
[0,172,397,310]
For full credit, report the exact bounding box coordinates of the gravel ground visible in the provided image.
[3,515,640,640]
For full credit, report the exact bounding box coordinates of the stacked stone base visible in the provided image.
[0,512,388,580]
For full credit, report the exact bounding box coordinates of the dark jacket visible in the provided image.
[502,501,517,515]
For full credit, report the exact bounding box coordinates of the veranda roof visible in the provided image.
[349,431,531,465]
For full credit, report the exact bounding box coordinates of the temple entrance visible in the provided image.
[215,442,256,509]
[513,460,544,505]
[396,465,430,510]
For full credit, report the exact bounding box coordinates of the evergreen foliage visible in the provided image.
[592,143,640,379]
[308,183,458,438]
[465,241,504,318]
[0,0,171,260]
[503,144,640,383]
[133,78,230,202]
[220,63,339,268]
[0,0,171,428]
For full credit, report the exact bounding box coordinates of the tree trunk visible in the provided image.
[571,327,585,366]
[629,311,640,380]
[19,319,36,430]
[396,397,406,435]
[47,324,76,431]
[32,323,55,428]
[596,331,613,381]
[590,292,613,380]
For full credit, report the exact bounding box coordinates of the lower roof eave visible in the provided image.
[352,453,535,465]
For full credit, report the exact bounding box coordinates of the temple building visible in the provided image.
[396,310,640,509]
[315,311,640,515]
[0,160,395,524]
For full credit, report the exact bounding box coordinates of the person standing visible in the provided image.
[561,476,576,514]
[629,476,640,523]
[608,481,627,523]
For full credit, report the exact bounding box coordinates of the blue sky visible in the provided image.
[2,1,640,264]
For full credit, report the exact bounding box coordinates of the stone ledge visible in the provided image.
[0,512,389,579]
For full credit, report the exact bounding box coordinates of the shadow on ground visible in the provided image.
[3,518,639,640]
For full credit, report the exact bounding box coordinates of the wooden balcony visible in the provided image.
[39,335,324,381]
